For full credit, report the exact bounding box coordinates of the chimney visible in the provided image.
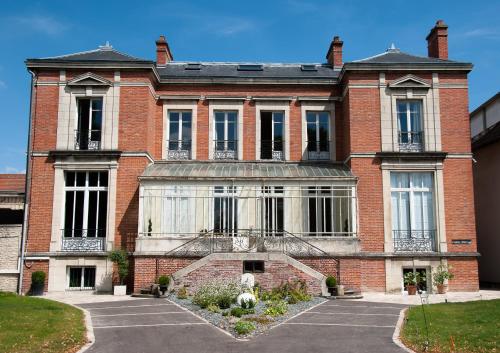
[426,20,448,60]
[326,36,343,67]
[156,35,173,65]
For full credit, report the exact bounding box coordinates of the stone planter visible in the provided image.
[436,284,446,294]
[113,285,127,296]
[407,285,417,295]
[336,285,345,296]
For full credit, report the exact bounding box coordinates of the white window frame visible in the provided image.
[63,171,109,238]
[214,111,238,151]
[301,102,335,161]
[66,266,96,291]
[209,102,244,160]
[396,100,424,149]
[213,185,239,234]
[259,186,285,234]
[166,110,193,159]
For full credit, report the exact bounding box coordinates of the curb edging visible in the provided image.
[392,307,417,353]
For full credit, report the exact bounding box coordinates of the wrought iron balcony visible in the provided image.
[213,140,238,160]
[307,140,330,160]
[167,140,192,160]
[260,140,284,161]
[393,230,436,252]
[75,129,101,150]
[61,229,106,252]
[398,131,423,152]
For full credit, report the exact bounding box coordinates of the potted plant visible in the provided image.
[30,271,45,296]
[158,275,170,295]
[325,276,337,295]
[403,271,421,295]
[433,264,454,294]
[108,249,129,295]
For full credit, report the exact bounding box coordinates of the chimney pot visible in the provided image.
[426,20,448,60]
[326,36,343,68]
[156,35,173,65]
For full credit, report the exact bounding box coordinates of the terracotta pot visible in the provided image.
[437,284,446,294]
[407,285,417,295]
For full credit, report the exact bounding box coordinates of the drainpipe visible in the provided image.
[17,69,36,295]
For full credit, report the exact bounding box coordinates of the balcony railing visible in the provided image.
[61,229,106,252]
[167,140,192,160]
[393,229,436,252]
[307,140,330,160]
[75,129,101,150]
[398,131,423,152]
[213,140,238,160]
[260,140,284,161]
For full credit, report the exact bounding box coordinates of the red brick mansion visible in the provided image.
[21,20,478,295]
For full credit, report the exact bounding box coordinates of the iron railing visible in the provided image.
[213,140,238,160]
[75,129,101,150]
[398,131,423,152]
[393,229,436,252]
[307,140,330,160]
[167,140,192,160]
[260,140,284,161]
[61,229,106,252]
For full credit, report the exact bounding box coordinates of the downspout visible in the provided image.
[17,69,36,294]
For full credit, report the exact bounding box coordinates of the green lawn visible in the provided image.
[0,292,86,353]
[402,299,500,353]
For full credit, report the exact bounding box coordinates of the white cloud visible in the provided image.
[0,80,6,89]
[11,14,68,36]
[462,28,500,39]
[2,166,25,174]
[208,18,257,36]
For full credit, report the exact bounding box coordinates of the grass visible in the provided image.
[401,299,500,353]
[0,292,86,353]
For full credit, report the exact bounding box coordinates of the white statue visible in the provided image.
[241,273,255,289]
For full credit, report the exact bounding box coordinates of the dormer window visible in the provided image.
[397,100,423,152]
[75,98,102,150]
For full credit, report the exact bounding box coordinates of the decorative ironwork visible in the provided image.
[393,230,436,252]
[61,237,105,252]
[167,140,191,160]
[398,131,423,152]
[74,130,101,150]
[307,140,330,160]
[213,140,238,160]
[260,140,284,161]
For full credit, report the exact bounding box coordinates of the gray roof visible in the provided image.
[157,63,339,80]
[353,48,452,64]
[141,162,354,180]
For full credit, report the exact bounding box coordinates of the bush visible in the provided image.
[245,315,274,325]
[230,307,255,318]
[192,279,242,309]
[234,320,256,335]
[433,264,454,286]
[206,303,221,313]
[31,271,46,285]
[158,275,170,286]
[177,286,188,299]
[108,249,129,285]
[325,276,337,288]
[264,300,288,317]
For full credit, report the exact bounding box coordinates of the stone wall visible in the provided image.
[0,225,21,292]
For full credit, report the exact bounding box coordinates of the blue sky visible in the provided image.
[0,0,499,172]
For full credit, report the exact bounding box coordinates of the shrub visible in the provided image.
[325,276,337,288]
[158,275,170,286]
[230,307,255,318]
[31,271,46,285]
[245,315,274,325]
[433,264,454,285]
[192,279,242,309]
[108,249,129,285]
[177,286,188,299]
[206,303,221,313]
[264,300,288,317]
[234,320,256,335]
[238,293,256,309]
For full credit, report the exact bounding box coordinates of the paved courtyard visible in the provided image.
[79,298,408,353]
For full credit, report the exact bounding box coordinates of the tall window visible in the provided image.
[397,100,423,151]
[214,111,237,160]
[391,173,435,248]
[260,112,284,160]
[76,98,102,150]
[261,186,284,235]
[306,112,330,160]
[168,111,192,160]
[214,186,238,234]
[161,187,194,235]
[64,171,108,238]
[68,266,96,290]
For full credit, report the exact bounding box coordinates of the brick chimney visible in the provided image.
[326,36,343,68]
[156,35,173,65]
[426,20,448,60]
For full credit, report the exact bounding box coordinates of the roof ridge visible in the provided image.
[165,61,328,66]
[40,47,148,61]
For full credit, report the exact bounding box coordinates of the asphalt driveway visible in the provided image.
[79,298,408,353]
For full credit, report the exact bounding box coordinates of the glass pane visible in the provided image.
[91,99,102,111]
[215,121,225,143]
[307,123,316,151]
[98,191,107,237]
[99,171,108,187]
[306,112,316,123]
[182,122,191,143]
[89,172,99,187]
[169,112,179,123]
[64,191,74,237]
[421,173,432,189]
[169,120,179,141]
[76,172,86,187]
[87,191,98,237]
[391,173,409,189]
[69,268,82,288]
[273,112,284,123]
[423,192,434,231]
[227,112,237,123]
[227,121,236,142]
[412,191,423,231]
[78,99,90,131]
[66,172,75,187]
[74,191,85,237]
[84,268,96,288]
[273,119,283,140]
[215,112,225,123]
[91,107,102,131]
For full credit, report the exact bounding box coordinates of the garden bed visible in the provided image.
[168,280,326,338]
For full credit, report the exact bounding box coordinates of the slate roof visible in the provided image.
[0,174,26,193]
[141,162,354,180]
[157,63,340,80]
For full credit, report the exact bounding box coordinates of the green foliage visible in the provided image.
[261,280,311,304]
[177,286,188,299]
[264,300,288,317]
[230,307,255,318]
[192,280,242,309]
[403,271,423,286]
[206,303,221,313]
[245,315,274,325]
[240,296,256,309]
[108,249,129,285]
[31,271,46,285]
[157,275,170,286]
[325,276,337,288]
[432,264,454,285]
[234,320,256,335]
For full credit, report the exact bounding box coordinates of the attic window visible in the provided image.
[185,63,201,70]
[301,65,317,71]
[237,64,263,71]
